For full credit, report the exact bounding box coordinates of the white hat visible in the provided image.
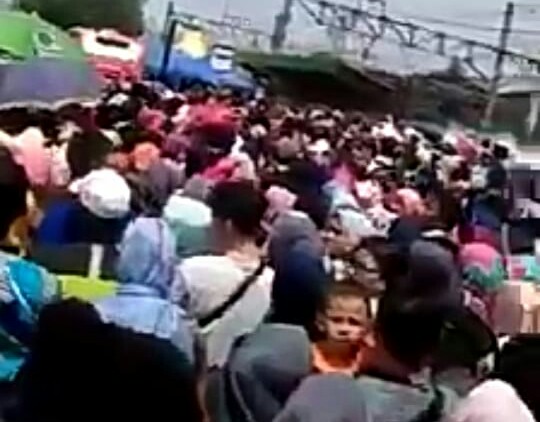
[70,169,131,219]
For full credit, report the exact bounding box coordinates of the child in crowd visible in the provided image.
[312,282,373,375]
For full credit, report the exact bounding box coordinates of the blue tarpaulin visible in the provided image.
[144,36,254,91]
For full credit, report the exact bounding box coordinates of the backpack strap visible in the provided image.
[410,386,445,422]
[199,261,266,329]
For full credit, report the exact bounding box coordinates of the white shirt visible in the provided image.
[174,255,273,368]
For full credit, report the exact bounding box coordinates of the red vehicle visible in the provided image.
[69,27,144,82]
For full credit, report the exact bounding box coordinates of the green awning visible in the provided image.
[239,51,393,91]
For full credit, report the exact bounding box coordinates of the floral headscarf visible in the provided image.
[460,242,506,294]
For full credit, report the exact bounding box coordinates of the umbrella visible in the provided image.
[0,57,101,109]
[0,10,85,61]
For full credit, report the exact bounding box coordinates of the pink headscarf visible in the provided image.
[456,134,479,163]
[396,188,426,217]
[201,157,237,183]
[137,107,166,134]
[11,128,51,187]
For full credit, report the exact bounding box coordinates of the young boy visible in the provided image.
[312,282,373,376]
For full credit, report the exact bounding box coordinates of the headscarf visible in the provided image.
[396,188,426,217]
[201,156,237,183]
[182,175,212,202]
[10,128,52,187]
[96,218,194,360]
[142,159,184,209]
[0,252,59,381]
[116,217,176,297]
[223,324,312,422]
[460,242,506,294]
[271,245,329,335]
[444,380,535,422]
[387,239,462,309]
[274,374,370,422]
[163,195,211,259]
[268,211,325,267]
[455,135,479,163]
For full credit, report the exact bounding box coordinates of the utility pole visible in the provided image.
[483,2,515,128]
[222,0,231,20]
[159,1,177,81]
[271,0,294,51]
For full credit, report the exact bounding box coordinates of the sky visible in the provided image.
[146,0,540,73]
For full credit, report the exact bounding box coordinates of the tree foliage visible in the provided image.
[19,0,145,35]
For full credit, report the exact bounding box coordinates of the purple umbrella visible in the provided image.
[0,57,101,109]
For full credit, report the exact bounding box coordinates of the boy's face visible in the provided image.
[321,295,369,344]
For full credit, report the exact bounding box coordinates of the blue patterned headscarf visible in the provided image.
[0,253,59,381]
[98,218,194,360]
[116,217,177,298]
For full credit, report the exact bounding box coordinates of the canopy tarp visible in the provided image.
[239,51,394,110]
[498,75,540,96]
[0,10,85,61]
[144,36,255,91]
[239,51,393,90]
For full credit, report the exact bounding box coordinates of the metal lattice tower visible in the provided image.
[295,0,540,73]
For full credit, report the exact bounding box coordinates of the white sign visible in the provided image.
[210,44,235,72]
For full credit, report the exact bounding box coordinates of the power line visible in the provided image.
[295,0,540,70]
[397,13,540,36]
[514,2,540,8]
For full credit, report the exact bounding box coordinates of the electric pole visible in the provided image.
[160,1,177,80]
[271,0,294,51]
[483,2,515,128]
[222,0,231,20]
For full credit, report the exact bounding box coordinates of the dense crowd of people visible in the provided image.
[0,80,535,421]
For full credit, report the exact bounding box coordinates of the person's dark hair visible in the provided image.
[271,245,329,337]
[66,131,113,179]
[437,189,463,232]
[433,307,498,376]
[0,146,29,239]
[493,144,509,161]
[66,202,128,245]
[376,294,448,371]
[208,181,267,237]
[18,299,203,422]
